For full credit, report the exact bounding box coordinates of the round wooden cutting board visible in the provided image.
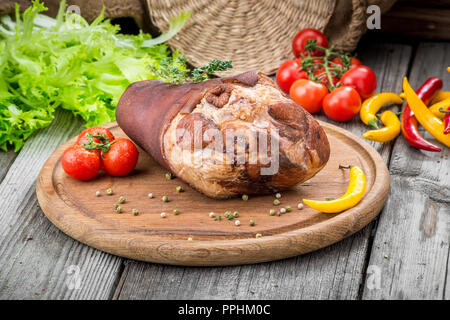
[36,121,389,266]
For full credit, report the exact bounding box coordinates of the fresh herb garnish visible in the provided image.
[149,56,233,84]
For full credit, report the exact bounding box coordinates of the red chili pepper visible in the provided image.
[444,112,450,134]
[401,77,442,152]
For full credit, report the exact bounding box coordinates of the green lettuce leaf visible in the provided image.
[0,0,190,151]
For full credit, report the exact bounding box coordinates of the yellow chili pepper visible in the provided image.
[360,93,403,129]
[403,77,450,147]
[429,98,450,119]
[362,110,401,142]
[303,166,366,213]
[430,91,450,105]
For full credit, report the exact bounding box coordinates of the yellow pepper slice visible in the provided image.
[429,98,450,119]
[403,77,450,147]
[303,166,366,213]
[362,110,401,142]
[360,93,403,129]
[430,91,450,105]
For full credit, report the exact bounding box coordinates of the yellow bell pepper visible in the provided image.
[360,93,403,129]
[429,98,450,119]
[430,91,450,105]
[362,110,401,142]
[303,166,366,213]
[403,77,450,147]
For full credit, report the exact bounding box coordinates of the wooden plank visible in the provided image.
[0,151,17,184]
[114,43,413,300]
[381,5,450,41]
[0,110,123,299]
[362,42,450,300]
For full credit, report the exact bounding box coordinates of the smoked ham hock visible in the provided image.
[116,71,330,198]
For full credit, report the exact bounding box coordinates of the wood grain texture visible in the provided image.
[115,43,412,299]
[362,43,450,300]
[0,151,16,184]
[0,110,123,299]
[37,121,389,266]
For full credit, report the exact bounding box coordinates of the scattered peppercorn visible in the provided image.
[256,233,262,238]
[118,196,125,204]
[173,209,180,215]
[249,219,255,226]
[188,237,193,241]
[106,188,113,195]
[280,208,286,214]
[235,220,241,226]
[209,212,215,218]
[275,193,281,199]
[132,209,139,216]
[95,191,101,197]
[269,209,276,216]
[162,195,169,202]
[297,203,304,210]
[242,194,249,201]
[165,172,172,180]
[113,204,119,209]
[115,206,122,213]
[233,211,239,218]
[285,205,292,212]
[176,186,183,193]
[160,212,167,218]
[148,193,154,198]
[273,199,280,206]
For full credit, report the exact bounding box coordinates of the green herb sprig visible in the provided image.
[149,57,233,84]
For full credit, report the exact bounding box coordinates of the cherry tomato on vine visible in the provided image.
[276,59,308,94]
[340,66,377,100]
[331,57,362,69]
[313,68,339,87]
[292,28,328,58]
[102,138,139,177]
[61,145,101,181]
[76,126,115,145]
[322,86,361,122]
[289,79,328,114]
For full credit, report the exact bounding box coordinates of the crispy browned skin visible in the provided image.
[116,71,330,198]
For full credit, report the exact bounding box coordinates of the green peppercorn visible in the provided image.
[162,195,169,202]
[115,206,122,213]
[118,196,125,204]
[106,188,113,195]
[273,199,280,206]
[165,172,172,180]
[242,194,249,201]
[224,211,231,217]
[285,205,292,212]
[233,211,239,218]
[176,186,183,193]
[269,209,276,216]
[256,233,262,238]
[249,219,255,226]
[132,209,139,216]
[173,209,180,215]
[114,204,119,209]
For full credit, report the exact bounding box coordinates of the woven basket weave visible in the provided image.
[147,0,396,75]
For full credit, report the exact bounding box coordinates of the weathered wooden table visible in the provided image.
[0,36,449,300]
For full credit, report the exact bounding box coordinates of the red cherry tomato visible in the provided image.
[322,86,361,122]
[102,138,139,177]
[340,66,377,100]
[331,57,362,69]
[313,68,339,87]
[76,126,115,145]
[292,28,328,58]
[289,79,328,114]
[61,145,101,181]
[276,59,308,94]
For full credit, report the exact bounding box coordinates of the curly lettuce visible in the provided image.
[0,0,190,151]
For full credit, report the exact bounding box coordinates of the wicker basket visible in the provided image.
[146,0,396,75]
